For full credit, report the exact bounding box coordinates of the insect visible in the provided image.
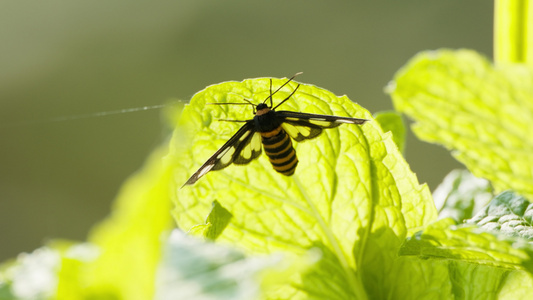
[183,73,368,186]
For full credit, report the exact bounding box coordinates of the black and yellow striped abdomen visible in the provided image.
[260,126,298,175]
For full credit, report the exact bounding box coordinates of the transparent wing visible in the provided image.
[277,111,368,142]
[183,121,262,186]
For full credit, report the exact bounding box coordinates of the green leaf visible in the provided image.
[171,77,436,299]
[388,49,533,199]
[156,230,302,300]
[400,216,533,297]
[433,169,493,222]
[373,110,406,153]
[0,246,60,300]
[400,218,533,273]
[498,270,533,298]
[467,190,533,240]
[388,257,453,299]
[447,260,511,299]
[0,284,13,300]
[0,241,98,300]
[204,200,233,240]
[56,146,175,300]
[189,200,233,240]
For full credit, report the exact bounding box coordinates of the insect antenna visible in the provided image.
[263,72,303,107]
[207,72,303,115]
[272,83,300,110]
[268,78,273,107]
[207,97,257,113]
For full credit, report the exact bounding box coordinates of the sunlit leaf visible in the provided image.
[56,146,175,300]
[171,77,436,299]
[400,218,533,273]
[156,230,298,300]
[468,190,533,240]
[374,110,406,153]
[389,49,533,199]
[433,169,493,222]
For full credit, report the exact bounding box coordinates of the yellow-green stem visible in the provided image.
[494,0,532,65]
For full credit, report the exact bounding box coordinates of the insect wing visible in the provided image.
[183,121,261,186]
[232,130,262,165]
[277,111,368,142]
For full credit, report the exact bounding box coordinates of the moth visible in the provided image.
[183,74,368,186]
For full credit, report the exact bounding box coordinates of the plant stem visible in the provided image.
[494,0,532,65]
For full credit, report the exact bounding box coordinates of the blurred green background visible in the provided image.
[0,1,492,261]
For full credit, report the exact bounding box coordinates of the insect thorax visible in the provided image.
[254,110,282,133]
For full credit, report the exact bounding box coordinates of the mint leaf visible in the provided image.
[400,216,533,297]
[0,241,98,300]
[389,49,533,199]
[0,246,60,300]
[374,111,406,153]
[468,191,533,240]
[171,77,436,299]
[156,230,291,300]
[498,270,533,298]
[0,284,13,300]
[189,200,233,240]
[204,200,233,240]
[400,218,533,273]
[433,169,493,222]
[447,261,511,299]
[57,146,175,300]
